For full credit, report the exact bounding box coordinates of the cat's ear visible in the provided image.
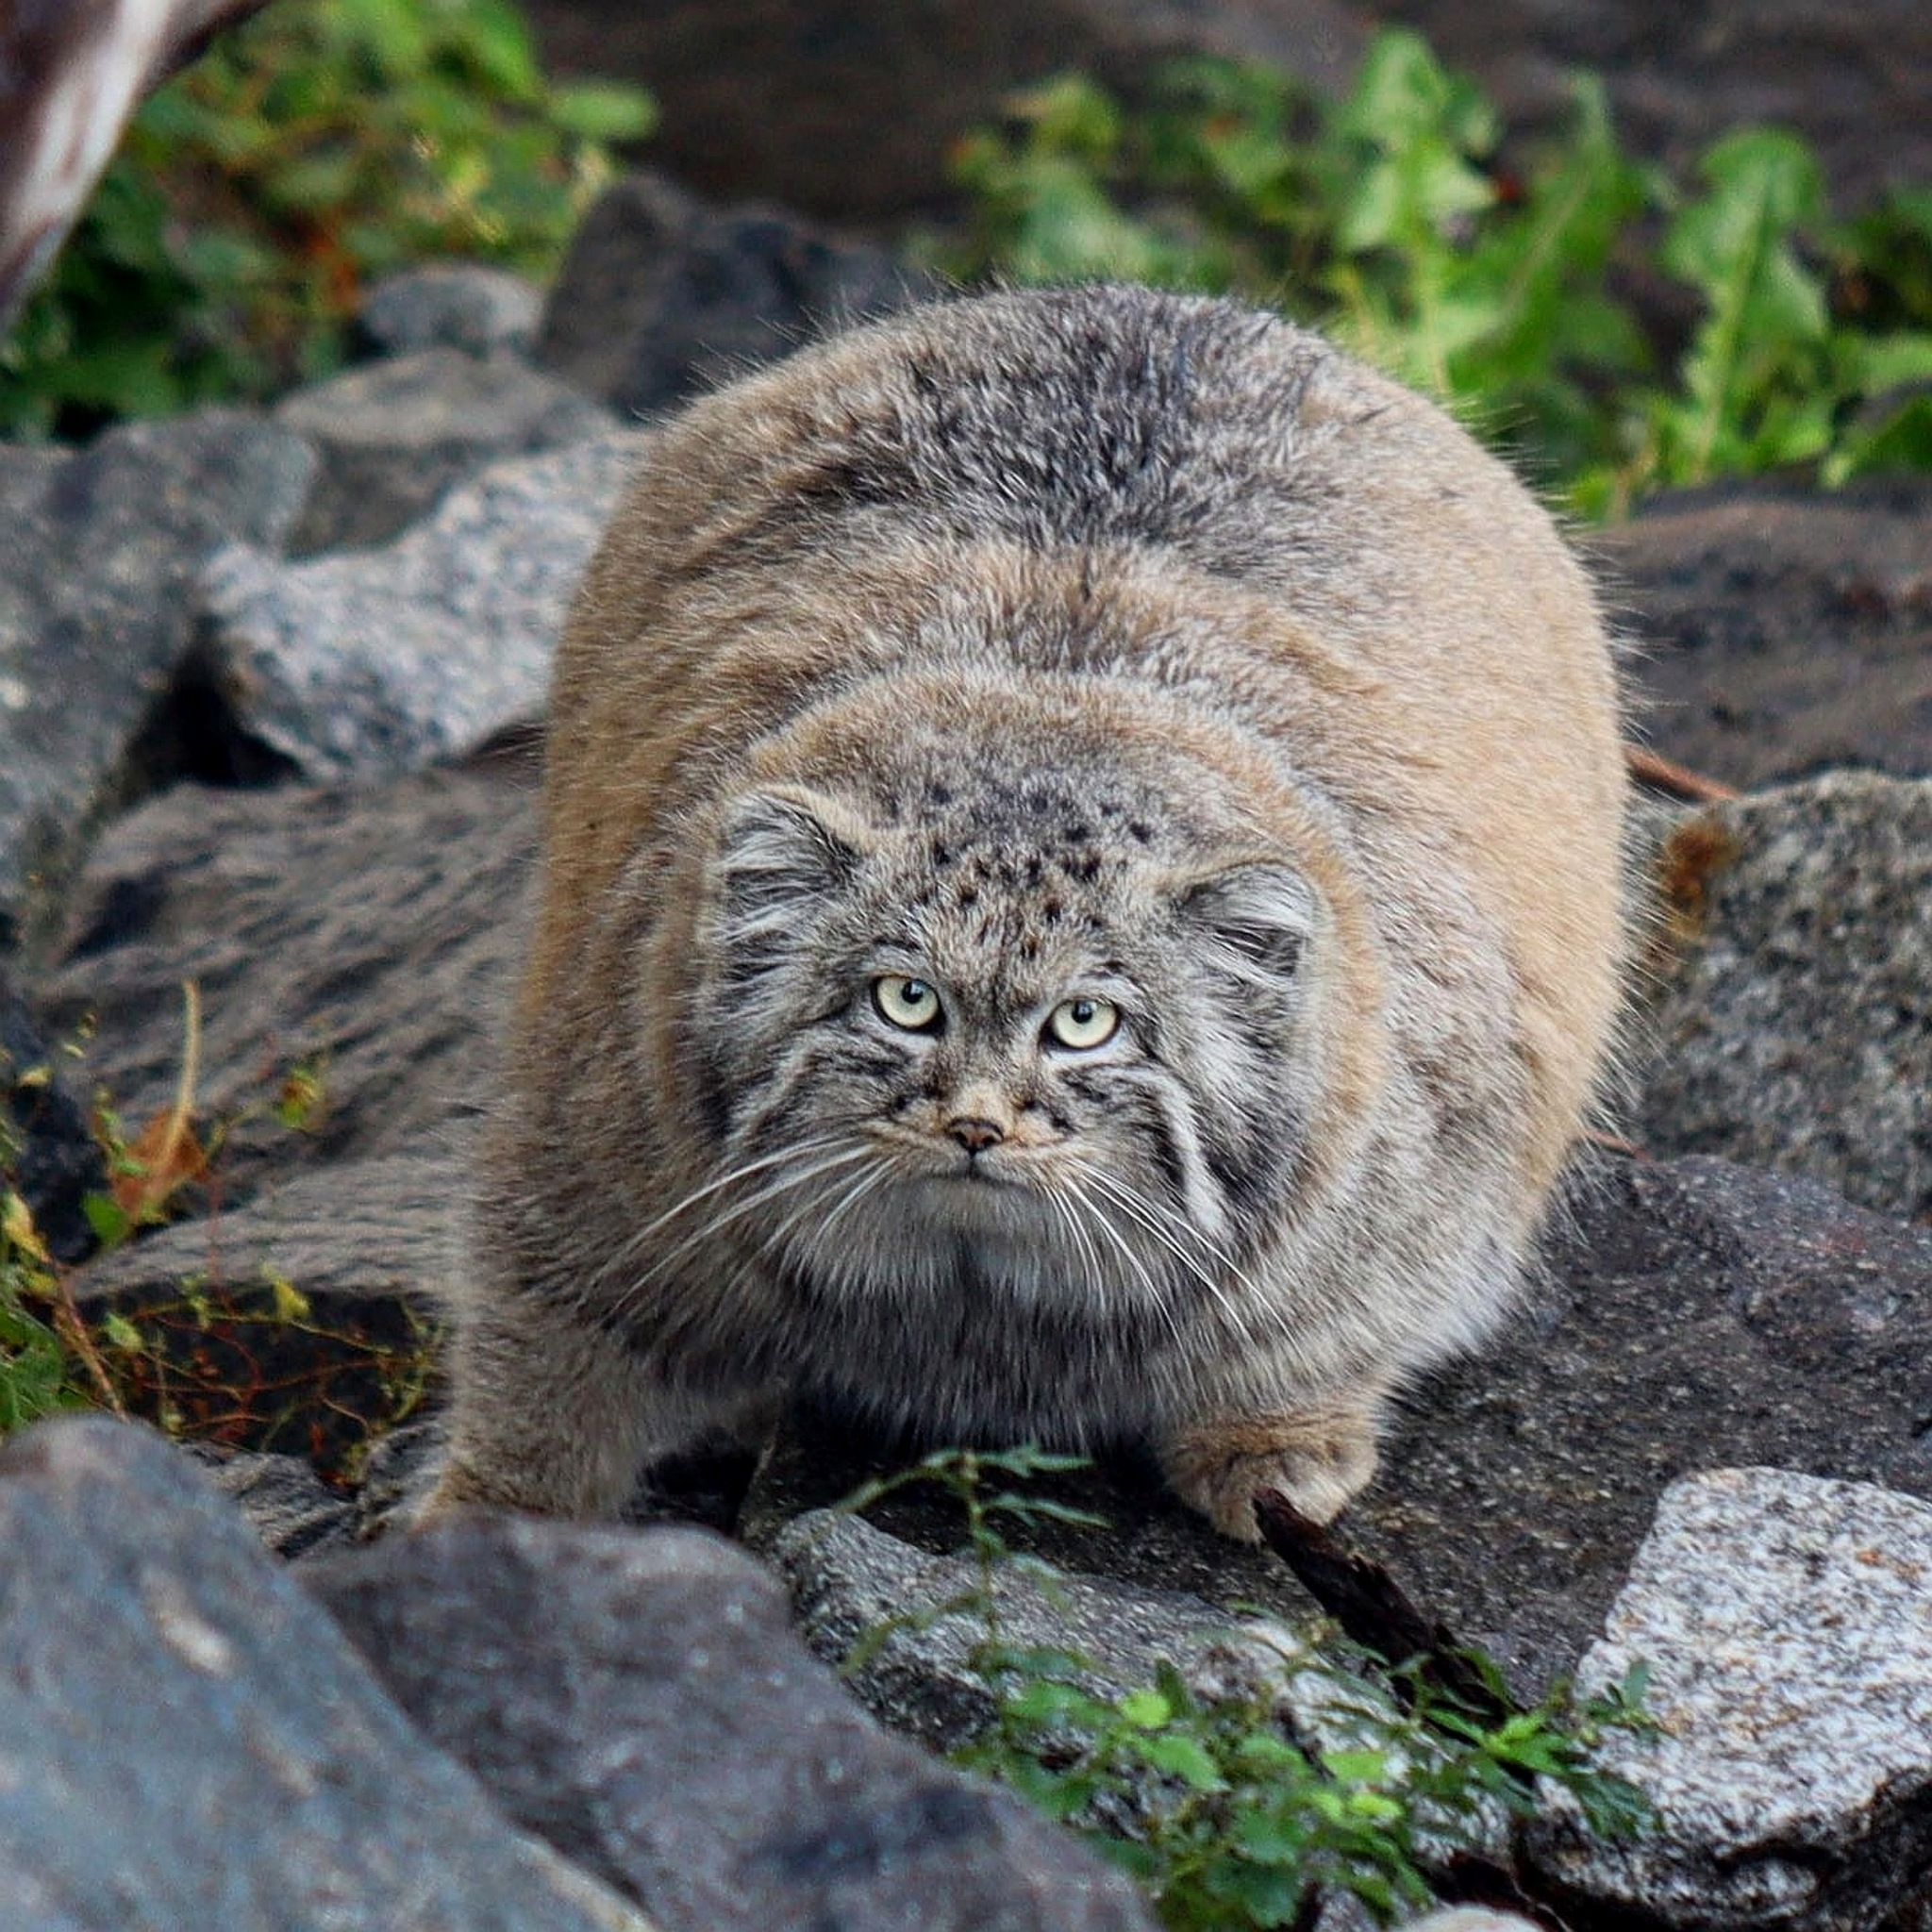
[712,787,874,942]
[1174,860,1317,986]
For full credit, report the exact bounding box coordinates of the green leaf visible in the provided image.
[548,81,658,143]
[1134,1731,1226,1790]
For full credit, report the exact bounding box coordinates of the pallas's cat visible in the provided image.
[421,285,1626,1538]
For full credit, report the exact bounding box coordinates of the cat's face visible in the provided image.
[681,759,1322,1314]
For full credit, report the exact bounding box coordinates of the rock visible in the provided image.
[1635,772,1932,1220]
[358,263,546,361]
[535,171,937,417]
[307,1510,1159,1932]
[0,409,316,946]
[1,971,103,1260]
[522,4,1363,222]
[274,348,611,554]
[195,429,644,779]
[0,1414,655,1931]
[1349,1155,1932,1696]
[1606,477,1932,790]
[1526,1468,1932,1932]
[521,0,1927,222]
[36,766,534,1195]
[768,1503,1288,1751]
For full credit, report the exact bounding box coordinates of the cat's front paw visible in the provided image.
[1161,1399,1381,1541]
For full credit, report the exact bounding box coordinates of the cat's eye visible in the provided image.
[872,974,943,1031]
[1045,996,1119,1051]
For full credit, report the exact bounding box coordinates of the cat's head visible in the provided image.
[678,750,1334,1312]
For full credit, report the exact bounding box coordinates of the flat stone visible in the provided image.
[0,409,315,945]
[1606,477,1932,789]
[0,1415,655,1932]
[308,1510,1158,1932]
[36,766,534,1194]
[535,171,937,417]
[1634,771,1932,1220]
[196,428,645,779]
[274,347,610,553]
[1526,1468,1932,1931]
[358,263,546,361]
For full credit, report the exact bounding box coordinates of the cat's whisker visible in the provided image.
[1058,1169,1188,1354]
[609,1143,875,1319]
[1074,1161,1253,1332]
[607,1138,848,1270]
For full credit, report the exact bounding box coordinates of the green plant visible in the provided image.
[0,0,654,439]
[944,30,1932,509]
[837,1448,1651,1930]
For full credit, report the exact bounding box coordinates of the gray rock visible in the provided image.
[37,766,534,1194]
[1606,476,1932,790]
[770,1504,1283,1750]
[196,428,645,779]
[536,171,937,417]
[274,347,612,554]
[1526,1468,1932,1932]
[0,1414,655,1932]
[307,1510,1158,1932]
[358,263,546,361]
[0,409,315,946]
[1635,771,1932,1220]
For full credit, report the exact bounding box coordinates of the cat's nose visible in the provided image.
[947,1116,1006,1155]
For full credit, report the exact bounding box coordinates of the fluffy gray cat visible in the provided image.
[419,284,1626,1538]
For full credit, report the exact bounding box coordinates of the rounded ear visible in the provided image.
[1174,860,1316,984]
[711,786,875,962]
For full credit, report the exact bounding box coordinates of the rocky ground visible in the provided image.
[3,115,1931,1932]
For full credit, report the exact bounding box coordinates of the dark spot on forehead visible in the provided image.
[1041,897,1063,924]
[925,780,954,806]
[930,841,952,866]
[1062,823,1090,843]
[1126,820,1153,844]
[957,885,979,909]
[1070,855,1102,883]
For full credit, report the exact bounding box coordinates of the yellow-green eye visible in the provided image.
[1045,996,1119,1051]
[872,974,942,1031]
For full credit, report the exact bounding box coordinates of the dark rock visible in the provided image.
[1605,476,1932,790]
[1634,772,1932,1220]
[196,429,644,778]
[522,4,1363,222]
[308,1510,1158,1932]
[274,348,611,554]
[521,0,1926,223]
[0,1415,654,1931]
[1526,1468,1932,1932]
[37,767,535,1196]
[1350,1155,1932,1696]
[536,171,938,417]
[358,263,546,362]
[0,409,316,948]
[0,971,102,1260]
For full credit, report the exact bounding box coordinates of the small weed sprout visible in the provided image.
[839,1447,1651,1929]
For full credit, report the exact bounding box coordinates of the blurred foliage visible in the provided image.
[0,0,653,439]
[944,31,1932,511]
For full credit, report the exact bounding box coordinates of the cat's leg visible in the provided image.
[412,1279,770,1524]
[1158,1379,1391,1540]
